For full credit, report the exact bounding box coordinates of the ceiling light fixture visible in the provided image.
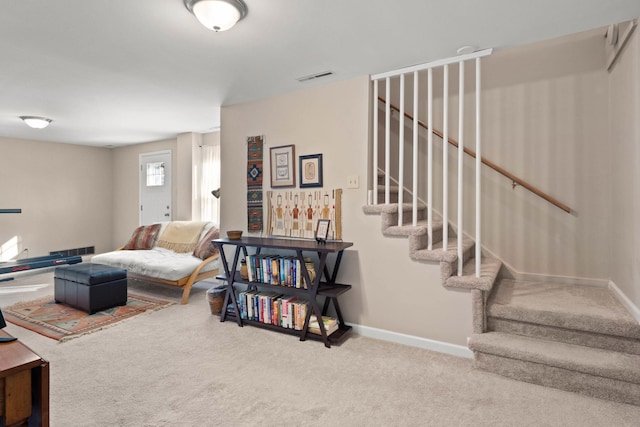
[184,0,248,32]
[19,116,53,129]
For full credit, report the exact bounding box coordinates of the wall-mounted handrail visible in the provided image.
[378,97,572,214]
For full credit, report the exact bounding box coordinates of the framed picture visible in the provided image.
[270,145,296,188]
[299,154,323,188]
[315,219,330,243]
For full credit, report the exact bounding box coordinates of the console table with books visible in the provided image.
[213,236,353,348]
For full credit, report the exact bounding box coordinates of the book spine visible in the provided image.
[272,297,277,325]
[238,291,244,319]
[253,293,258,322]
[247,255,254,282]
[286,258,292,287]
[280,257,285,285]
[271,258,279,285]
[246,292,251,320]
[253,255,258,282]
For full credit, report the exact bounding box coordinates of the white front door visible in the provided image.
[140,150,172,225]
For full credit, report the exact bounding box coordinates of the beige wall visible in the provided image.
[383,28,612,281]
[0,137,113,258]
[110,132,215,248]
[610,27,640,307]
[221,77,473,346]
[0,132,212,262]
[480,29,611,280]
[111,138,176,247]
[175,133,201,221]
[3,25,636,345]
[202,131,220,147]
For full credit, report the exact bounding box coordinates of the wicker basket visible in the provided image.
[207,286,226,315]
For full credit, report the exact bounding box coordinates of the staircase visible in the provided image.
[368,50,640,406]
[470,279,640,405]
[362,194,502,342]
[364,200,640,405]
[362,202,501,294]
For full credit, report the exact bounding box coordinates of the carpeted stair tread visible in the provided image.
[488,280,640,340]
[410,237,474,263]
[376,184,399,192]
[384,219,444,237]
[488,317,640,355]
[445,257,502,291]
[473,351,640,406]
[469,331,640,385]
[362,202,427,215]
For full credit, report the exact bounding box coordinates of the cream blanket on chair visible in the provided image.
[156,221,207,253]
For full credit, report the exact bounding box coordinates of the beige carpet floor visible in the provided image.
[2,269,640,426]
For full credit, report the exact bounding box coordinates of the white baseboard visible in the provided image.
[479,245,609,288]
[350,324,473,359]
[609,280,640,325]
[510,271,609,288]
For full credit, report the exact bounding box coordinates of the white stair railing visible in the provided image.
[370,48,492,277]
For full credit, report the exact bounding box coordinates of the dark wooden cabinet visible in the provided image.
[0,331,49,427]
[213,236,353,348]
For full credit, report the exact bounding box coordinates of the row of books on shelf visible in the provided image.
[236,290,338,335]
[244,254,310,288]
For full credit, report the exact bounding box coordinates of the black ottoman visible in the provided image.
[54,263,128,314]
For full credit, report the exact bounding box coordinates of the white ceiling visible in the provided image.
[1,0,639,147]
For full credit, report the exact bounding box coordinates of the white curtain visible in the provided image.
[200,144,221,224]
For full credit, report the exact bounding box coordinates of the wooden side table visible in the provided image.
[0,331,49,427]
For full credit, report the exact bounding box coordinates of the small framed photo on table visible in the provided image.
[315,219,330,244]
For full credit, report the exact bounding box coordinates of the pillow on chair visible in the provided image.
[123,224,162,250]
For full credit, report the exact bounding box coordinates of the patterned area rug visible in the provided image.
[3,294,173,342]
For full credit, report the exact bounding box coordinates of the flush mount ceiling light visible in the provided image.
[184,0,248,32]
[19,116,52,129]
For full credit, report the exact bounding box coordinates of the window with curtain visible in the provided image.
[200,144,220,224]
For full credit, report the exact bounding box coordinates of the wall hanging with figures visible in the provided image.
[265,189,342,240]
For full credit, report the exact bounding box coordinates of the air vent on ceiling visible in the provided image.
[297,71,334,83]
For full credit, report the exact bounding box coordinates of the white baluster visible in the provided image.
[427,68,433,250]
[398,74,405,225]
[412,71,419,226]
[385,77,391,204]
[373,79,378,205]
[458,61,465,276]
[475,58,482,277]
[442,65,449,252]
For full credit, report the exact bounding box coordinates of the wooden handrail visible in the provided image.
[378,97,571,214]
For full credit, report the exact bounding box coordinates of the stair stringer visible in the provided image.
[363,203,502,289]
[362,202,503,336]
